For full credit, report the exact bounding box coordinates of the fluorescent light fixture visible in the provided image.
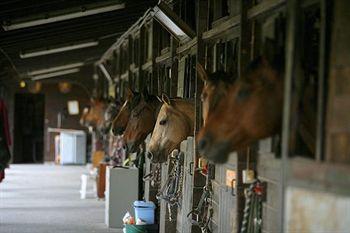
[153,2,195,41]
[20,41,99,58]
[28,62,84,76]
[98,63,113,83]
[31,68,80,81]
[3,3,125,31]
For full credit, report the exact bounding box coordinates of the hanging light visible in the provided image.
[19,80,26,88]
[58,82,72,94]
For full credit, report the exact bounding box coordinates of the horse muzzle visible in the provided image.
[198,133,230,164]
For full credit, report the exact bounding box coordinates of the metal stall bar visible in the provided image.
[280,0,299,231]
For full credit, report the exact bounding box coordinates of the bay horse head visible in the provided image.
[111,87,140,135]
[147,94,195,163]
[197,64,235,123]
[82,98,109,129]
[197,56,284,163]
[123,89,162,153]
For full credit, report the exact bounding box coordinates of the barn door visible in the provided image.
[13,93,45,163]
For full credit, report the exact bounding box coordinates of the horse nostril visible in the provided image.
[198,137,208,152]
[111,128,117,135]
[147,152,153,160]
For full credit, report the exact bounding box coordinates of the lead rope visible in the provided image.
[240,180,263,233]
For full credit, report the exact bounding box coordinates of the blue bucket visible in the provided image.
[133,201,156,224]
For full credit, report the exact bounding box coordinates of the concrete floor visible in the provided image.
[0,164,122,233]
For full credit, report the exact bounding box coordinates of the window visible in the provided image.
[67,101,79,115]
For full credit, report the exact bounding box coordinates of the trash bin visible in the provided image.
[133,201,156,224]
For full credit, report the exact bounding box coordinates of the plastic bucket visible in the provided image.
[133,201,156,224]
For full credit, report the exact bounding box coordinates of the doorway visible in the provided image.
[13,93,45,163]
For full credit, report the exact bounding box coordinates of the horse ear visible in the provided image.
[161,93,171,106]
[125,87,134,100]
[196,63,209,82]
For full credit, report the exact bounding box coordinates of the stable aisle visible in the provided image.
[0,164,121,233]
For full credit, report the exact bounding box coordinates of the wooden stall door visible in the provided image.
[284,1,350,232]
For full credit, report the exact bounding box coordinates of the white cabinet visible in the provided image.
[105,166,139,228]
[59,130,86,165]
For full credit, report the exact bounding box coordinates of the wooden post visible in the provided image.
[190,1,208,233]
[325,1,350,164]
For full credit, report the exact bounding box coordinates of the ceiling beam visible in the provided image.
[20,41,99,58]
[2,3,126,31]
[0,17,140,48]
[31,68,80,81]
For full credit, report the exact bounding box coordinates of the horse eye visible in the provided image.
[159,119,167,125]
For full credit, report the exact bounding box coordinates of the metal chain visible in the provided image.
[188,163,214,233]
[143,163,161,187]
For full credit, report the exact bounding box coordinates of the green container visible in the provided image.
[125,224,158,233]
[125,224,147,233]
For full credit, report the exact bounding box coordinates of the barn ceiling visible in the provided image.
[0,0,156,81]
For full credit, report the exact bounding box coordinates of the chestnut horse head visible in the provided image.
[80,107,90,127]
[111,88,139,135]
[197,56,284,163]
[123,89,162,153]
[197,64,235,123]
[148,94,194,163]
[81,98,108,129]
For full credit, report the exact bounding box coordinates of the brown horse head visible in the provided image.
[111,88,139,135]
[197,64,235,123]
[123,89,162,153]
[197,56,284,163]
[99,98,121,134]
[148,94,194,163]
[83,98,108,129]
